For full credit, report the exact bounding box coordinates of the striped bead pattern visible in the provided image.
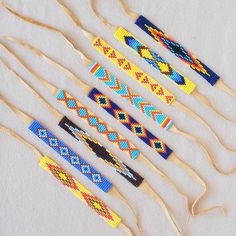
[55,89,140,160]
[59,116,144,187]
[135,15,220,86]
[88,88,173,160]
[29,120,112,192]
[40,156,121,228]
[114,27,196,94]
[89,62,173,130]
[92,37,175,105]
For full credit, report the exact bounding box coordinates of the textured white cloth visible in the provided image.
[0,0,236,235]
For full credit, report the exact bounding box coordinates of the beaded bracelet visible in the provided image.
[1,4,225,216]
[0,125,129,232]
[90,0,236,125]
[0,53,181,235]
[118,0,236,99]
[40,156,122,227]
[2,38,224,218]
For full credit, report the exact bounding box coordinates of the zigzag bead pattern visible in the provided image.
[59,116,144,187]
[55,89,140,160]
[89,61,173,131]
[135,15,220,86]
[39,156,121,228]
[92,37,175,105]
[29,120,112,192]
[88,88,173,160]
[114,27,196,94]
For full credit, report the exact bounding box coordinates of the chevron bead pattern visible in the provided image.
[88,88,173,160]
[40,156,121,228]
[89,62,173,130]
[29,120,112,193]
[55,89,140,160]
[114,27,196,94]
[92,37,175,105]
[135,15,220,86]
[59,116,144,187]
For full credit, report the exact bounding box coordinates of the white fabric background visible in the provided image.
[0,0,236,235]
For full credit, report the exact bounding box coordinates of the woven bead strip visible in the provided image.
[55,89,140,160]
[88,88,173,160]
[39,156,121,228]
[29,120,112,192]
[92,37,175,105]
[114,27,196,94]
[135,15,220,86]
[59,116,144,187]
[89,61,173,131]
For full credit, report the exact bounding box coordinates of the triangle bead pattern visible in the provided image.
[89,61,173,131]
[92,37,175,105]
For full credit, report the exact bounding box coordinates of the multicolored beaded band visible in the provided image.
[92,37,175,105]
[56,89,140,160]
[88,88,173,159]
[114,27,196,94]
[40,156,121,228]
[135,15,220,86]
[88,61,173,130]
[59,116,144,187]
[29,120,113,193]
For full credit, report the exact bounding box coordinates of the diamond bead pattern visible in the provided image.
[58,116,143,187]
[29,120,112,192]
[114,27,196,94]
[135,15,220,86]
[39,156,121,228]
[56,89,140,160]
